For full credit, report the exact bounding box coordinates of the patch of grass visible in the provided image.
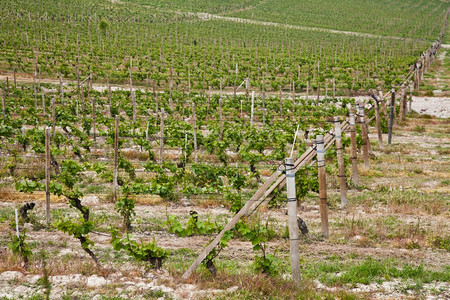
[417,114,433,119]
[350,188,447,215]
[413,125,426,133]
[195,270,362,300]
[303,257,450,287]
[435,146,450,155]
[83,185,106,194]
[0,206,14,222]
[427,234,450,251]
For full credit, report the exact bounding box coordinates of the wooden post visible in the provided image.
[332,78,336,99]
[414,68,419,91]
[192,103,198,163]
[388,88,395,145]
[285,157,302,284]
[92,97,96,152]
[42,93,45,115]
[316,135,329,238]
[15,209,19,238]
[349,109,359,186]
[179,89,184,117]
[316,82,321,103]
[51,97,56,142]
[401,84,407,120]
[250,91,254,126]
[45,128,51,225]
[234,64,238,100]
[5,77,8,96]
[408,82,413,113]
[378,87,387,122]
[59,74,64,106]
[245,78,250,100]
[13,68,16,89]
[306,81,309,102]
[38,65,41,90]
[219,97,224,140]
[132,91,136,125]
[334,117,347,207]
[188,66,191,93]
[358,102,369,170]
[81,81,86,115]
[159,108,164,165]
[107,77,112,116]
[207,86,211,117]
[153,79,158,113]
[291,81,295,111]
[262,79,266,124]
[325,79,328,98]
[399,85,405,122]
[1,83,5,119]
[75,65,81,99]
[374,98,383,149]
[33,71,37,110]
[113,116,119,202]
[279,86,283,118]
[169,65,173,101]
[130,57,133,97]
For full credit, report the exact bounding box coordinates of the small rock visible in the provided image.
[0,292,13,299]
[50,274,84,286]
[23,223,33,231]
[25,275,41,284]
[81,195,101,206]
[13,285,29,294]
[87,275,107,287]
[50,286,63,300]
[107,272,122,280]
[0,271,23,281]
[58,249,76,257]
[226,286,239,293]
[152,285,173,294]
[281,273,292,281]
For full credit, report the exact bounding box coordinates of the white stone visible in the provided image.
[86,275,108,287]
[81,195,101,206]
[0,271,23,281]
[226,286,239,293]
[23,223,33,231]
[49,286,63,300]
[0,292,13,299]
[58,249,76,257]
[107,272,122,280]
[182,284,196,291]
[152,285,173,294]
[25,275,41,284]
[14,285,30,295]
[50,274,84,286]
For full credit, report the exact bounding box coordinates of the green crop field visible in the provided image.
[127,0,448,40]
[0,0,449,299]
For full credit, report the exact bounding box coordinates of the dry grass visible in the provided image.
[0,188,65,203]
